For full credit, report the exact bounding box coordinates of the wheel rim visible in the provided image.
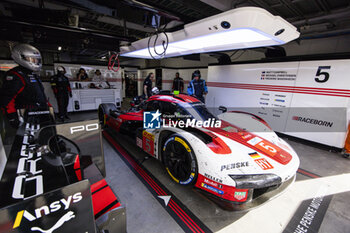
[164,141,192,181]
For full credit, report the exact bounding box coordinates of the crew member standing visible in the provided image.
[143,73,154,99]
[51,66,72,121]
[187,70,208,103]
[0,43,48,128]
[172,72,184,93]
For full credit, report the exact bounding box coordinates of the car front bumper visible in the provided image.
[196,175,295,211]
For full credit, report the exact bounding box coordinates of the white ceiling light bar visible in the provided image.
[120,7,300,59]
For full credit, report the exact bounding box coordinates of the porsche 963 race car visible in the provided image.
[99,93,299,210]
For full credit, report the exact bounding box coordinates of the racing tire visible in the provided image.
[98,103,117,128]
[162,134,198,185]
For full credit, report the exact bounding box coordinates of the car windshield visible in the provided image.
[191,103,217,121]
[177,102,217,121]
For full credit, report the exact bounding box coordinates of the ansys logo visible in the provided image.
[13,192,82,232]
[143,110,161,129]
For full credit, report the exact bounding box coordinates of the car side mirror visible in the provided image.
[219,106,227,113]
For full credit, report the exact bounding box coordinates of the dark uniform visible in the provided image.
[172,77,184,92]
[50,73,71,119]
[143,77,152,98]
[0,66,48,126]
[187,79,208,103]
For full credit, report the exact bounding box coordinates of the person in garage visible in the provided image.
[92,69,107,88]
[92,69,104,82]
[77,68,89,81]
[187,70,208,103]
[0,43,48,128]
[50,66,72,122]
[143,72,154,99]
[172,72,184,93]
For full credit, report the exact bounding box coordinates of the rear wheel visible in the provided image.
[162,134,198,185]
[98,103,117,128]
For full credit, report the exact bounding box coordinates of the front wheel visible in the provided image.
[162,134,198,185]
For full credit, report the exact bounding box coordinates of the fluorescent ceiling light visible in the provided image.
[120,7,300,59]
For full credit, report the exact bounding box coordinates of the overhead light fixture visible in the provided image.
[58,46,62,51]
[120,7,300,59]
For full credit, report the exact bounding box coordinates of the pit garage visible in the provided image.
[0,1,350,233]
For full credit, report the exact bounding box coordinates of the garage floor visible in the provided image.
[69,110,350,233]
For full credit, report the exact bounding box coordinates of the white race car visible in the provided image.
[99,93,299,210]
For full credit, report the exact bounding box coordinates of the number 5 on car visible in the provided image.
[143,130,155,156]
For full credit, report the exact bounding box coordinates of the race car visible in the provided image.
[99,93,300,210]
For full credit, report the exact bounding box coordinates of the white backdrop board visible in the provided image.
[206,60,350,148]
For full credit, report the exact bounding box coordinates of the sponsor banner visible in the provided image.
[285,107,346,133]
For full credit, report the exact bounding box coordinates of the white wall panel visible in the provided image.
[207,60,350,148]
[162,68,177,91]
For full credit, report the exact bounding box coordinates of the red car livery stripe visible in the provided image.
[120,112,143,121]
[90,179,121,219]
[206,82,350,98]
[149,94,201,103]
[207,121,292,165]
[73,155,82,181]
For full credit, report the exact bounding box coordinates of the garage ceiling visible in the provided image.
[0,0,349,62]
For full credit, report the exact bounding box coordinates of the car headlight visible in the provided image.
[229,174,281,189]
